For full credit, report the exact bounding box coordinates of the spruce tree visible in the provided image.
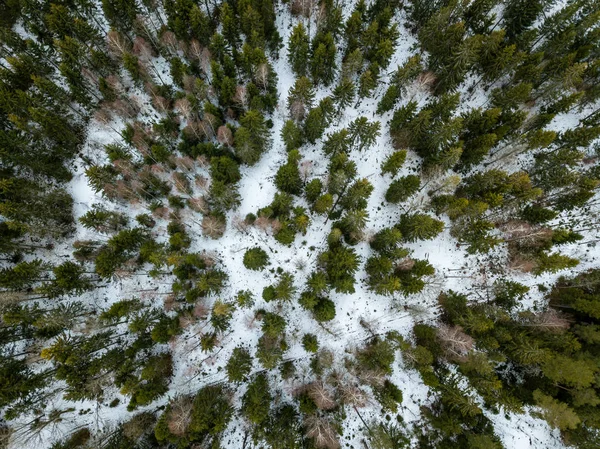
[226,347,253,382]
[242,374,272,425]
[385,175,421,203]
[397,213,444,242]
[288,22,310,77]
[310,32,336,86]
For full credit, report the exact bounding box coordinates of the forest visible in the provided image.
[0,0,600,448]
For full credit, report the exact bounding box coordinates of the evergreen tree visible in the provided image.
[348,116,381,151]
[281,120,304,151]
[304,106,327,144]
[288,22,310,76]
[381,150,407,176]
[275,150,303,195]
[385,175,420,203]
[234,110,271,165]
[241,373,272,424]
[332,78,356,111]
[310,32,336,86]
[397,213,444,242]
[226,347,253,382]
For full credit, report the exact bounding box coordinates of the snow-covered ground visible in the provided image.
[7,1,600,448]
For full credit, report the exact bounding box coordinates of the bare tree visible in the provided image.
[174,98,193,121]
[289,100,307,122]
[107,30,130,57]
[187,39,204,62]
[217,125,233,146]
[509,254,537,273]
[202,215,226,239]
[304,415,340,449]
[307,381,337,410]
[438,324,474,360]
[415,71,437,92]
[522,309,571,332]
[340,384,369,408]
[291,0,314,17]
[233,85,249,110]
[254,63,271,90]
[166,396,194,437]
[183,121,206,141]
[133,36,156,60]
[160,31,179,56]
[175,156,196,172]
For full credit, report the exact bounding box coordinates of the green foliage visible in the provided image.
[397,213,444,242]
[288,23,310,76]
[385,175,420,203]
[241,373,272,424]
[275,150,303,194]
[310,32,337,85]
[356,337,395,374]
[302,333,319,353]
[210,156,241,184]
[234,110,271,165]
[381,150,407,176]
[534,252,579,275]
[532,390,580,430]
[318,245,360,293]
[281,119,304,151]
[313,297,336,322]
[243,247,269,270]
[79,206,127,233]
[226,347,253,382]
[261,312,286,337]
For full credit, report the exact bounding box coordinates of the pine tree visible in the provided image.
[532,390,580,430]
[358,65,378,99]
[287,76,315,121]
[302,334,319,352]
[241,373,272,424]
[340,178,374,210]
[288,22,310,76]
[243,247,269,270]
[385,175,420,203]
[261,312,286,337]
[234,109,271,165]
[534,252,579,275]
[348,117,381,151]
[503,0,544,42]
[332,78,356,111]
[319,245,360,293]
[304,106,326,144]
[397,213,444,242]
[38,261,93,299]
[281,120,304,151]
[226,347,253,382]
[323,129,351,156]
[310,32,336,86]
[0,259,48,290]
[381,150,407,176]
[275,150,303,194]
[102,0,138,33]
